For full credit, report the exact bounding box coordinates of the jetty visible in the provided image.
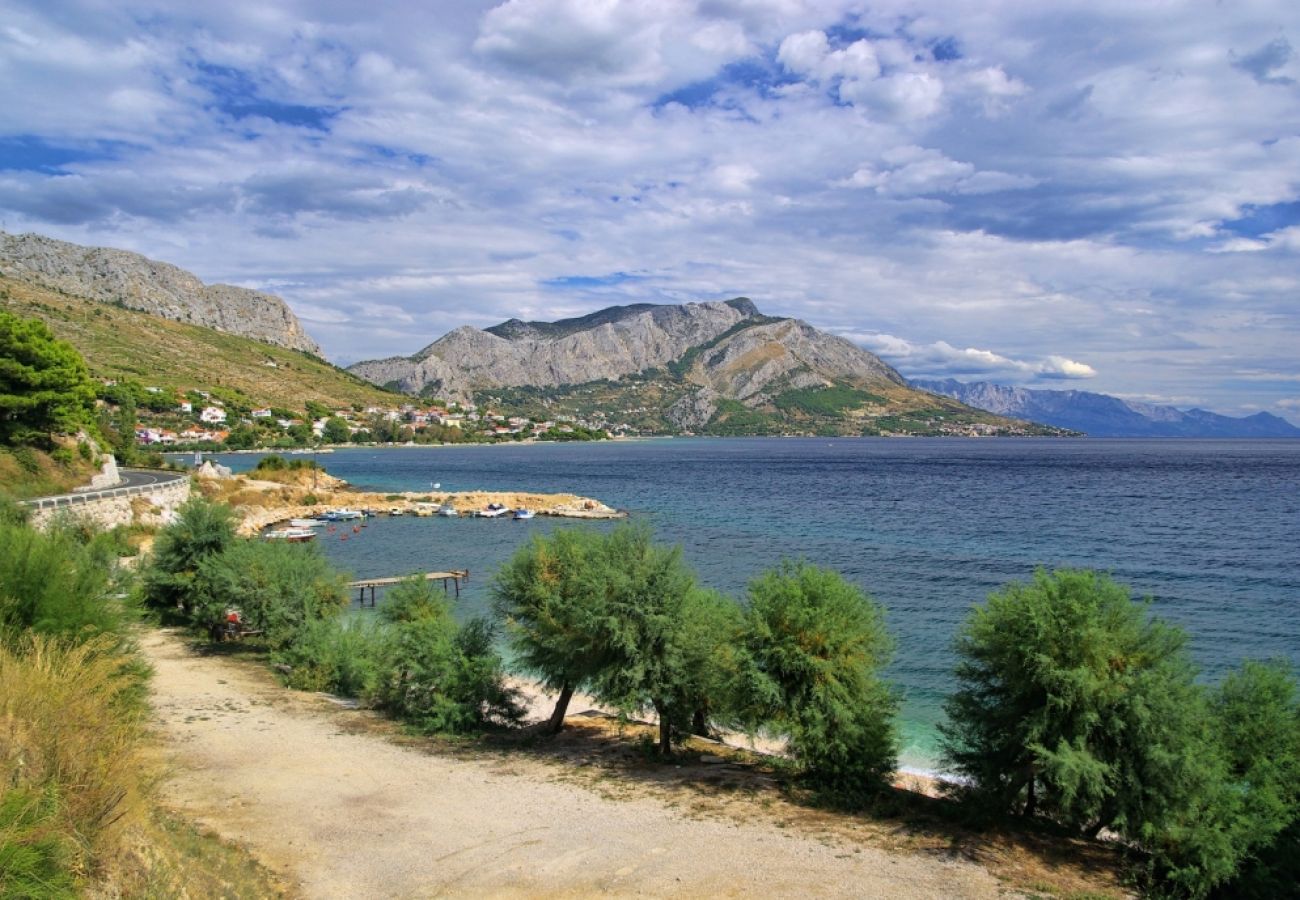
[348,570,470,606]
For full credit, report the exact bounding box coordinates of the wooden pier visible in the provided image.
[347,570,470,607]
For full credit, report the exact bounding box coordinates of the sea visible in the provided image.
[189,438,1300,771]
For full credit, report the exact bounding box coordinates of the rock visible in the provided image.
[0,231,321,354]
[195,461,233,479]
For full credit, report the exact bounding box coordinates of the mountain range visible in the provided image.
[913,379,1300,438]
[348,300,1060,436]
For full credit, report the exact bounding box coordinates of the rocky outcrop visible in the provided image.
[349,299,762,398]
[0,232,322,354]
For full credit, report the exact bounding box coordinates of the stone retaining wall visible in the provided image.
[26,471,191,531]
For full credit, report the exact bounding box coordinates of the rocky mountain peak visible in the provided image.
[0,231,322,355]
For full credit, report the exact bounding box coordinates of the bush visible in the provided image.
[737,562,898,800]
[190,540,347,648]
[0,520,122,639]
[360,580,520,732]
[142,498,237,614]
[274,616,387,696]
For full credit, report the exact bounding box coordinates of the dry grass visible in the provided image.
[0,634,149,890]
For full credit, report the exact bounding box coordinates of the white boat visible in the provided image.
[477,507,509,518]
[263,527,316,542]
[388,507,404,516]
[289,517,325,528]
[512,508,535,520]
[324,508,364,521]
[438,504,459,517]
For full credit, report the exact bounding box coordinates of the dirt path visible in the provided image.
[143,629,1015,899]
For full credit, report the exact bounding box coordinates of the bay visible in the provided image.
[195,437,1300,771]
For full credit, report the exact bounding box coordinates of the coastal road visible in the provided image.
[20,467,188,511]
[142,629,1017,900]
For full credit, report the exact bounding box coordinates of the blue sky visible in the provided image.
[1,1,1298,421]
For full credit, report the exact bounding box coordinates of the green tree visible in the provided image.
[191,539,347,647]
[492,528,608,732]
[0,311,97,446]
[0,519,121,639]
[142,497,237,613]
[941,568,1248,896]
[1210,661,1300,899]
[585,525,713,755]
[321,416,351,444]
[737,562,898,798]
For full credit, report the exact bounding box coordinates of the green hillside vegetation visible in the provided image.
[1,275,404,414]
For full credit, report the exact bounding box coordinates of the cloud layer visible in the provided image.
[1,0,1297,420]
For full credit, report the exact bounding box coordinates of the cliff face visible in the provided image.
[349,299,767,398]
[0,232,322,355]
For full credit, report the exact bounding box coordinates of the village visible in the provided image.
[112,381,620,449]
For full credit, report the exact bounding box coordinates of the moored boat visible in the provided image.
[512,508,535,520]
[438,503,459,517]
[263,527,317,542]
[289,517,325,528]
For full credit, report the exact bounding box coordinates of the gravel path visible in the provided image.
[143,629,1014,899]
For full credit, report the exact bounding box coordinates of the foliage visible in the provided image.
[321,416,351,444]
[190,539,347,648]
[0,493,29,527]
[584,525,715,753]
[0,311,97,447]
[0,519,123,639]
[0,634,151,897]
[773,384,884,417]
[273,616,387,696]
[492,529,610,731]
[142,497,237,613]
[370,589,521,733]
[940,568,1253,897]
[703,399,777,436]
[1208,660,1300,898]
[252,454,319,473]
[737,562,898,799]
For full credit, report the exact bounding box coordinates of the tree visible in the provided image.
[142,497,237,613]
[1210,661,1300,899]
[191,539,348,647]
[0,311,96,446]
[321,416,351,444]
[737,562,898,799]
[492,528,608,732]
[585,525,712,755]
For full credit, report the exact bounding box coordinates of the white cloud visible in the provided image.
[847,332,1096,381]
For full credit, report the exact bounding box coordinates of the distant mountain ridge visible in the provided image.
[0,231,321,354]
[349,299,1063,436]
[914,378,1300,437]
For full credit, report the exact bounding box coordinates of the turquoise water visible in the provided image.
[195,438,1300,770]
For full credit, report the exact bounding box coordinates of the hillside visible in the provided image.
[914,378,1300,438]
[351,299,1066,436]
[1,274,400,413]
[0,231,321,354]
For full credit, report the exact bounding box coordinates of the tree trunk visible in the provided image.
[1023,770,1037,818]
[547,682,575,734]
[654,699,672,756]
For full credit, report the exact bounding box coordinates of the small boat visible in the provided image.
[388,507,405,516]
[323,508,363,521]
[264,527,316,542]
[438,504,458,517]
[411,503,436,517]
[477,506,509,518]
[289,517,325,528]
[512,508,535,520]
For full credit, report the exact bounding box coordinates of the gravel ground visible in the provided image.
[143,629,1016,899]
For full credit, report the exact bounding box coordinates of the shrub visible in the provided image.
[737,562,898,800]
[371,612,521,733]
[190,540,347,648]
[0,520,122,639]
[274,616,387,696]
[142,498,236,614]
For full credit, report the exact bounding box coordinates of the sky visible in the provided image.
[1,1,1298,421]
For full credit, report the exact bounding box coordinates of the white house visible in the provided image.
[199,406,227,424]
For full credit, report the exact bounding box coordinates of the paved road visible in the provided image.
[20,467,189,510]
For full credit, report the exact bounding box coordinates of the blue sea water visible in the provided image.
[196,438,1300,770]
